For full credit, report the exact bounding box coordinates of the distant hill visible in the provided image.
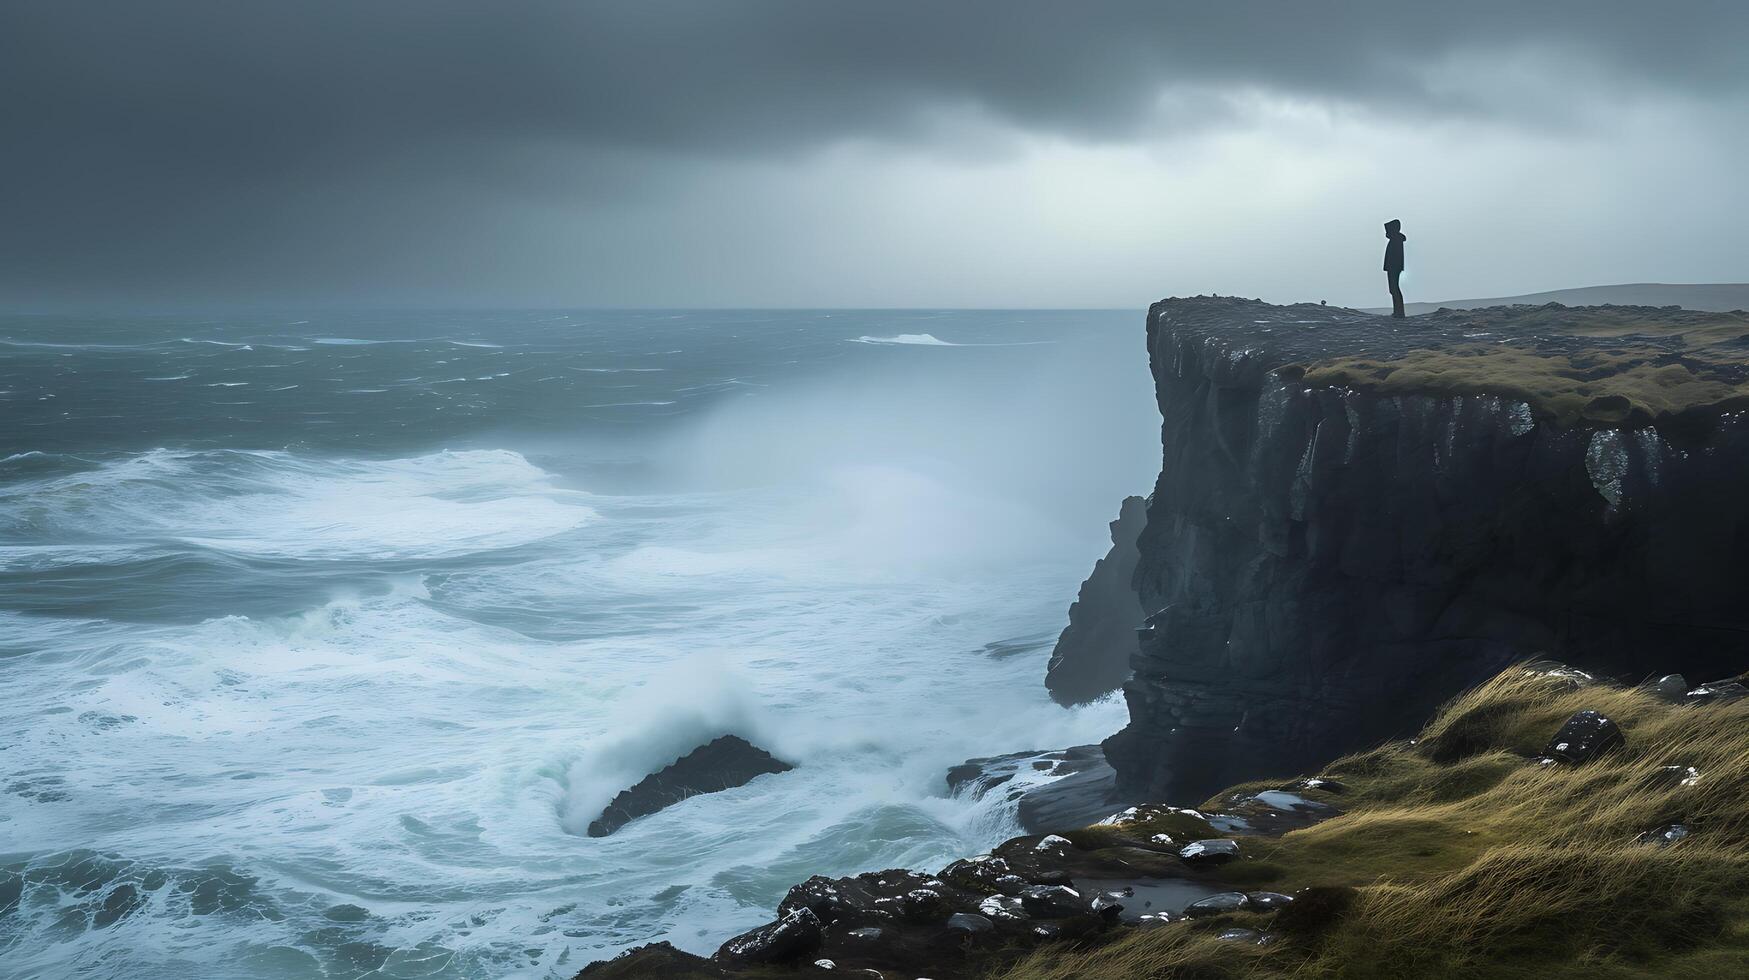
[1367,282,1749,315]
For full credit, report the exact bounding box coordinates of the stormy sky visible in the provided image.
[4,2,1747,310]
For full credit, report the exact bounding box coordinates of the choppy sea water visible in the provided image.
[0,310,1155,978]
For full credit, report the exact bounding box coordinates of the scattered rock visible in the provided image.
[1246,891,1294,911]
[945,912,995,934]
[716,907,823,966]
[1638,823,1690,846]
[1217,927,1264,943]
[1184,892,1250,918]
[976,895,1026,920]
[1646,674,1689,702]
[1178,839,1240,866]
[1135,911,1186,929]
[1643,765,1701,791]
[1542,710,1624,764]
[1685,681,1749,706]
[1018,884,1086,918]
[1526,661,1596,690]
[588,735,793,837]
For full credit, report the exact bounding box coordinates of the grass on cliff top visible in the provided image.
[1291,307,1749,427]
[993,664,1749,980]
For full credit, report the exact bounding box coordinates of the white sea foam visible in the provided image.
[851,333,958,346]
[0,448,595,560]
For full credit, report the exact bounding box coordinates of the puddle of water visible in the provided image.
[1075,877,1226,922]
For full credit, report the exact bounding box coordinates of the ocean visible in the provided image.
[0,309,1155,978]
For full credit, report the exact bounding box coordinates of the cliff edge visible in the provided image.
[1105,296,1749,803]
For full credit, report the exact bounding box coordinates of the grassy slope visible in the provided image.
[994,666,1749,979]
[1293,306,1749,426]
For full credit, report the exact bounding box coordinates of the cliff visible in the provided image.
[1044,495,1148,705]
[1105,296,1749,803]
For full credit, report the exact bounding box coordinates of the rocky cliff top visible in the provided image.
[1153,296,1749,428]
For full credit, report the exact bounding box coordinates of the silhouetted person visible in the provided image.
[1383,219,1406,318]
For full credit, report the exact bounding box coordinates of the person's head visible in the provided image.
[1384,218,1401,237]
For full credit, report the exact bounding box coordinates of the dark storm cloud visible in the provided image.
[3,1,1747,305]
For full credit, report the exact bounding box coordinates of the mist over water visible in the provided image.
[0,310,1155,977]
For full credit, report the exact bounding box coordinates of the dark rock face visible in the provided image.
[587,735,793,837]
[1543,710,1624,764]
[1106,296,1749,804]
[1046,495,1149,705]
[945,744,1127,834]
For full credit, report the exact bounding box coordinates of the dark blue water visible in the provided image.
[0,310,1154,977]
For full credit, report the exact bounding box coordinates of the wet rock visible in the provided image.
[1178,839,1240,866]
[1246,891,1294,911]
[1526,661,1596,690]
[1213,789,1341,834]
[1045,495,1148,706]
[777,870,965,928]
[1135,911,1186,929]
[716,907,824,966]
[1646,674,1689,702]
[1184,892,1250,918]
[937,855,1014,895]
[1542,710,1624,764]
[947,744,1129,834]
[1643,765,1701,790]
[588,735,793,837]
[946,912,995,934]
[844,926,885,941]
[577,941,727,978]
[1638,823,1690,846]
[976,895,1026,920]
[1217,927,1264,943]
[1685,681,1749,706]
[813,960,836,971]
[1018,884,1086,918]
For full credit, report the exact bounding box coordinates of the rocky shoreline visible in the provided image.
[579,296,1749,977]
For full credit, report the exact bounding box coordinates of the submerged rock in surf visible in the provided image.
[586,734,794,837]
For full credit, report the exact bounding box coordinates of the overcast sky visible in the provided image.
[4,2,1746,310]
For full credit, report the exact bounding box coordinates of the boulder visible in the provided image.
[1184,892,1250,918]
[1178,839,1240,866]
[1645,674,1689,702]
[1018,884,1086,918]
[1217,927,1265,943]
[1542,710,1624,764]
[945,912,995,934]
[1638,823,1690,846]
[1246,891,1294,911]
[715,907,823,966]
[946,744,1128,834]
[1685,681,1749,706]
[1642,765,1701,791]
[587,735,793,837]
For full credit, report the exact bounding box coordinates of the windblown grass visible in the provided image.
[993,665,1749,979]
[1291,306,1749,427]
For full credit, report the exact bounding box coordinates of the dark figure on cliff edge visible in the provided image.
[1384,218,1407,318]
